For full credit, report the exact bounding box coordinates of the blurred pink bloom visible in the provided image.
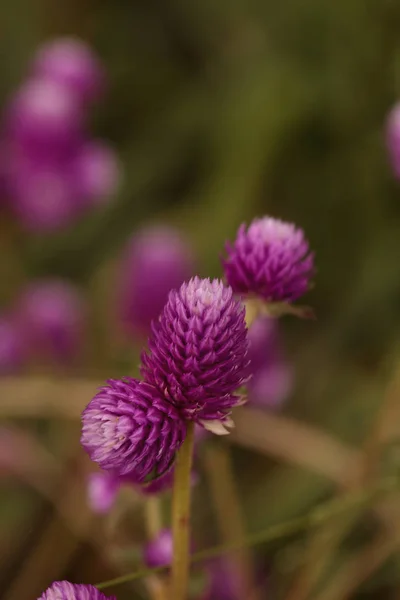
[87,472,119,513]
[7,153,78,231]
[386,103,400,179]
[6,79,83,158]
[33,37,105,104]
[86,467,198,513]
[202,558,241,600]
[17,280,85,364]
[247,316,293,409]
[118,225,195,337]
[72,140,121,207]
[143,528,174,568]
[0,317,26,374]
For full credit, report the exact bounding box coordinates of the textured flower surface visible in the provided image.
[222,217,314,302]
[141,277,249,431]
[38,581,115,599]
[81,378,186,481]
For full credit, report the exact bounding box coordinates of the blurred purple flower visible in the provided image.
[143,528,173,568]
[7,153,78,231]
[38,581,115,599]
[6,79,83,158]
[141,277,249,433]
[81,378,186,482]
[87,472,119,514]
[118,226,194,338]
[386,103,400,179]
[246,316,279,375]
[33,37,105,104]
[202,558,241,600]
[223,216,314,303]
[248,363,293,409]
[246,316,293,409]
[72,140,121,208]
[17,280,85,364]
[0,317,25,374]
[87,466,198,513]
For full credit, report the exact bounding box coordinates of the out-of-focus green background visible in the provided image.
[2,0,400,599]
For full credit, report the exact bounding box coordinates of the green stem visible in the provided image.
[171,421,195,600]
[96,474,400,591]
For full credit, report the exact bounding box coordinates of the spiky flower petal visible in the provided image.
[141,277,249,428]
[38,581,115,599]
[81,378,186,482]
[222,217,314,302]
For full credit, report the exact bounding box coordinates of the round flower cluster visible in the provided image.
[222,216,314,303]
[0,278,85,374]
[38,581,114,600]
[82,277,249,482]
[2,37,121,231]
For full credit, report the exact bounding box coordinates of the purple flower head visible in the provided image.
[38,581,115,599]
[118,226,194,338]
[0,317,26,374]
[386,103,400,179]
[141,277,249,433]
[143,528,173,568]
[17,280,85,364]
[6,79,83,158]
[72,140,121,208]
[223,217,314,303]
[81,378,186,482]
[33,38,105,104]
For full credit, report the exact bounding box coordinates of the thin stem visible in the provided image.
[145,497,168,600]
[204,442,260,600]
[171,421,195,600]
[96,474,400,590]
[146,496,163,540]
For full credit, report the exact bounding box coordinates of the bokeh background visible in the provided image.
[2,0,400,598]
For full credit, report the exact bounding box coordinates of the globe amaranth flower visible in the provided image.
[222,217,314,303]
[81,378,186,481]
[118,225,194,338]
[38,581,114,599]
[141,277,249,433]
